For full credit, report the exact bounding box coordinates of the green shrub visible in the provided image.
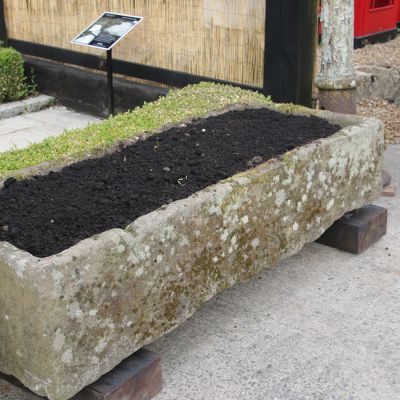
[0,47,30,103]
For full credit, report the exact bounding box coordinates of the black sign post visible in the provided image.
[71,12,143,116]
[106,49,114,115]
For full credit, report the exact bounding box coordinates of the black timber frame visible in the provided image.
[1,0,318,107]
[0,0,7,44]
[264,0,317,107]
[8,39,260,92]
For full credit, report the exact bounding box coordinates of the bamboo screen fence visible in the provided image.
[4,0,266,87]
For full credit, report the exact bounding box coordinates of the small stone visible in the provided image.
[247,156,263,168]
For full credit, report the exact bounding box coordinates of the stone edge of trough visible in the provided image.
[0,106,384,400]
[0,94,55,120]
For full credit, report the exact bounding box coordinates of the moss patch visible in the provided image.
[0,82,271,180]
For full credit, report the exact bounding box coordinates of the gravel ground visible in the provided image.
[357,98,400,144]
[316,36,400,143]
[353,35,400,68]
[354,37,400,144]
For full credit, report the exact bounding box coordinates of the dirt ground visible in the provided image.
[353,35,400,68]
[357,98,400,144]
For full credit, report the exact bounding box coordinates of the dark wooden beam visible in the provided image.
[24,56,168,118]
[0,0,7,44]
[9,39,261,92]
[316,205,387,254]
[264,0,317,107]
[0,348,162,400]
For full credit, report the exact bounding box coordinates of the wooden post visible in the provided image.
[0,0,7,45]
[315,0,357,113]
[264,0,318,107]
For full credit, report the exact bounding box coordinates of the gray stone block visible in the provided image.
[0,105,384,400]
[356,66,400,105]
[0,95,55,120]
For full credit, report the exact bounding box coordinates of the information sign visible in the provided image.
[71,12,143,50]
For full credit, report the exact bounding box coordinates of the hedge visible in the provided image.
[0,47,30,103]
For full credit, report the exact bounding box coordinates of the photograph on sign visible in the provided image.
[71,12,143,50]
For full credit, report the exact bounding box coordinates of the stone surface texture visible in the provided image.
[0,95,55,120]
[356,66,400,106]
[0,106,384,400]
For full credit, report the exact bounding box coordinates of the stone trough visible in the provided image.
[0,106,384,400]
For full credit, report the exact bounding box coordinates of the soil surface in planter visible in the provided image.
[0,108,340,257]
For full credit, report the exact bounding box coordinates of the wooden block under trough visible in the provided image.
[316,204,387,254]
[382,184,396,197]
[0,348,162,400]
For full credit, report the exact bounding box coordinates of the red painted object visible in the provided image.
[398,0,400,22]
[318,0,399,46]
[354,0,400,39]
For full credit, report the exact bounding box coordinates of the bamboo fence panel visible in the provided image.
[4,0,265,87]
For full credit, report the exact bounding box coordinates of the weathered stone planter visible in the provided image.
[0,106,384,400]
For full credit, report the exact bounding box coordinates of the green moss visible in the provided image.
[281,153,295,169]
[0,82,271,180]
[275,103,317,116]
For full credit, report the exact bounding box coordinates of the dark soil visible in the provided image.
[0,108,340,257]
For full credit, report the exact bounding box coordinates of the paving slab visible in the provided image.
[0,107,101,153]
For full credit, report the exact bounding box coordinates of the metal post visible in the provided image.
[315,0,357,114]
[264,0,317,107]
[106,49,114,116]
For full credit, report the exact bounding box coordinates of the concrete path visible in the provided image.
[0,106,100,153]
[0,146,399,400]
[148,145,400,400]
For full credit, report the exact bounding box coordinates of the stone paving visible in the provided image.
[0,107,100,153]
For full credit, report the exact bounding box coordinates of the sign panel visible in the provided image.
[71,12,143,50]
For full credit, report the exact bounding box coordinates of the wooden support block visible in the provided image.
[382,184,396,197]
[72,349,162,400]
[0,349,162,400]
[316,204,387,254]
